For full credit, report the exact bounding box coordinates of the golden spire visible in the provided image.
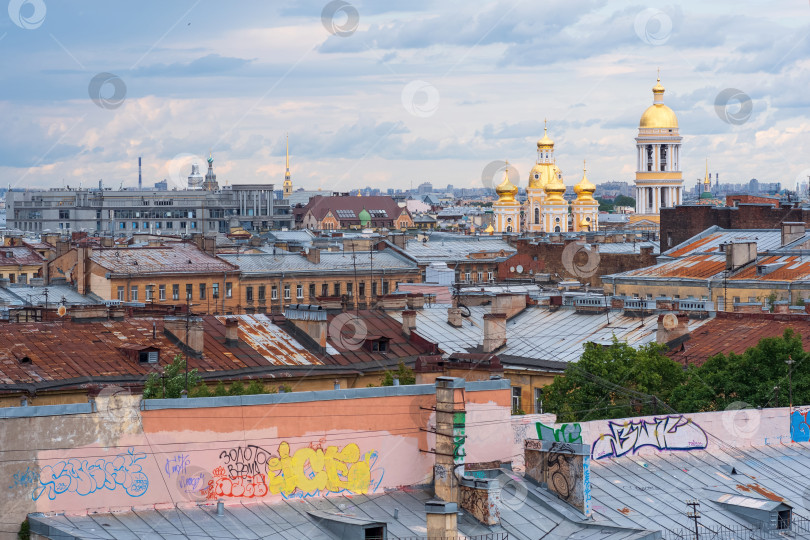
[537,120,554,151]
[574,159,596,201]
[495,160,518,202]
[704,157,710,186]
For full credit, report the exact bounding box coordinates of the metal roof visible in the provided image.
[219,250,417,275]
[391,305,712,365]
[402,237,516,264]
[663,229,785,258]
[28,484,656,540]
[91,243,238,276]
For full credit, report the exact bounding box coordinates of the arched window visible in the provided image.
[506,226,513,232]
[534,207,540,224]
[554,226,560,232]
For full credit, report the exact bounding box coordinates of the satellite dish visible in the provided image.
[57,305,67,317]
[509,266,515,272]
[516,265,523,274]
[662,313,678,331]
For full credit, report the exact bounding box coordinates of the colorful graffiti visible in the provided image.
[582,455,592,517]
[8,465,39,490]
[33,448,148,500]
[164,454,190,478]
[453,411,466,465]
[790,409,810,442]
[203,466,268,499]
[537,422,583,444]
[591,415,708,460]
[267,441,381,498]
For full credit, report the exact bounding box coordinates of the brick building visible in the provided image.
[660,201,806,253]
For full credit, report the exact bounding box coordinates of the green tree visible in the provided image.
[542,338,685,422]
[380,361,416,386]
[142,354,201,399]
[671,329,810,411]
[613,195,636,207]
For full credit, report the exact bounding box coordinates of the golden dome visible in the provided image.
[574,161,596,201]
[579,217,592,229]
[485,224,495,234]
[537,123,554,150]
[495,164,518,202]
[543,166,566,202]
[639,76,678,129]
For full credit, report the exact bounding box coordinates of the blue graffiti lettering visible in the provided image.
[8,466,39,490]
[791,409,810,443]
[591,415,708,460]
[164,454,191,478]
[33,448,149,501]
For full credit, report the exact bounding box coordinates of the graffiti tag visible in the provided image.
[33,448,148,500]
[267,441,381,498]
[791,409,810,443]
[8,465,39,490]
[453,411,466,464]
[591,415,708,459]
[164,454,190,478]
[203,466,268,499]
[219,445,275,477]
[537,422,583,444]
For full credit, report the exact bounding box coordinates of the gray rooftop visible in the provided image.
[401,237,516,264]
[219,250,417,275]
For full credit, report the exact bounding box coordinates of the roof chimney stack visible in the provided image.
[401,310,416,336]
[224,318,239,346]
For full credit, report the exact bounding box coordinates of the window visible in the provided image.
[271,286,278,300]
[159,284,166,301]
[334,283,340,296]
[186,284,193,301]
[166,221,173,229]
[172,284,179,301]
[297,284,303,298]
[117,286,124,301]
[346,282,352,297]
[138,350,159,364]
[477,272,483,282]
[246,286,254,302]
[131,285,138,301]
[372,282,377,296]
[119,222,126,229]
[59,209,70,219]
[487,271,493,281]
[145,285,154,301]
[132,222,138,229]
[464,272,471,282]
[212,283,219,299]
[534,207,540,224]
[321,283,329,296]
[512,387,522,414]
[371,339,388,352]
[199,283,206,300]
[309,283,316,298]
[284,285,291,300]
[358,282,365,297]
[382,281,390,295]
[225,282,232,298]
[534,388,543,414]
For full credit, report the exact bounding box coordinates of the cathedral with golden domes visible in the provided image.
[492,121,598,234]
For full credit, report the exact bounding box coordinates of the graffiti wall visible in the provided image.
[0,381,513,535]
[524,439,591,517]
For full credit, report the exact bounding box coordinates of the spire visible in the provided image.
[704,158,710,186]
[283,133,292,197]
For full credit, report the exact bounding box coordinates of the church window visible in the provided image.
[554,226,560,232]
[555,217,560,223]
[534,208,540,224]
[506,226,513,232]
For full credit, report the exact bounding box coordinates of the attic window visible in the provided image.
[138,351,159,364]
[4,252,11,258]
[370,338,389,353]
[19,356,32,364]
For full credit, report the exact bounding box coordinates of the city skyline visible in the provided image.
[2,0,809,193]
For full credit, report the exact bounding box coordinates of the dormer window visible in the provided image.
[371,339,388,352]
[139,350,159,364]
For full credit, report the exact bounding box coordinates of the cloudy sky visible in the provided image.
[1,0,809,194]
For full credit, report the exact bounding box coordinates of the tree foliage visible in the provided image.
[380,361,416,386]
[542,330,810,422]
[142,354,201,399]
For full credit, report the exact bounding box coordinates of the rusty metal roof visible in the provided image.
[211,314,323,366]
[613,254,727,280]
[91,243,238,276]
[0,245,45,267]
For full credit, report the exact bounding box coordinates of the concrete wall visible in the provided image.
[0,380,512,539]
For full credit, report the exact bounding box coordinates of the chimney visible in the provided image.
[203,234,216,255]
[656,312,690,345]
[781,222,806,247]
[401,310,416,336]
[100,236,114,248]
[56,238,70,258]
[76,246,92,295]
[163,316,205,356]
[433,377,465,504]
[524,436,592,517]
[305,247,321,264]
[447,307,463,328]
[725,241,757,271]
[483,313,506,353]
[224,318,239,346]
[425,500,458,539]
[491,293,526,319]
[284,304,327,349]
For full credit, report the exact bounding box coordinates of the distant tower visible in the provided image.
[634,73,683,214]
[572,161,599,232]
[283,134,293,199]
[138,157,142,190]
[187,163,204,190]
[203,152,219,191]
[700,159,713,199]
[541,163,568,232]
[493,162,521,233]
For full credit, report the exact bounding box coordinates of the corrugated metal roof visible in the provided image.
[0,245,45,266]
[664,229,784,258]
[402,237,516,263]
[219,250,416,275]
[613,254,726,280]
[91,243,237,276]
[213,314,323,366]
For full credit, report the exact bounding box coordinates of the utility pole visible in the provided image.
[185,292,191,393]
[686,500,700,540]
[774,386,780,408]
[787,356,795,409]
